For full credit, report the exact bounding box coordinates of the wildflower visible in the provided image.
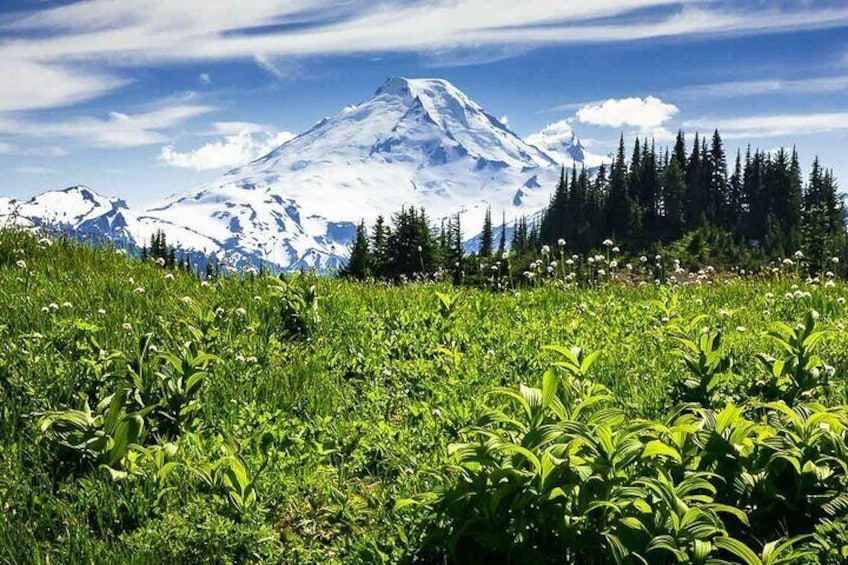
[602,239,614,247]
[181,296,193,304]
[133,287,146,294]
[122,323,133,331]
[156,257,166,267]
[235,307,247,317]
[547,266,554,274]
[41,306,50,313]
[254,295,262,301]
[15,259,26,269]
[794,250,804,259]
[587,257,595,264]
[550,261,558,268]
[490,265,498,271]
[765,292,775,299]
[418,246,423,253]
[201,280,210,287]
[782,258,793,266]
[736,326,746,332]
[128,277,135,285]
[97,308,106,315]
[626,263,633,271]
[640,256,648,263]
[833,257,840,264]
[164,273,174,280]
[597,269,606,276]
[655,255,662,262]
[49,303,58,310]
[565,259,574,266]
[541,245,551,255]
[38,237,52,246]
[719,309,730,317]
[557,238,566,247]
[609,260,618,269]
[826,271,835,278]
[826,280,836,288]
[62,302,72,309]
[502,251,510,260]
[838,297,846,305]
[612,246,620,254]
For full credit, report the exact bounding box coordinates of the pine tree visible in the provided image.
[479,207,494,258]
[497,212,507,257]
[606,135,630,238]
[342,221,370,279]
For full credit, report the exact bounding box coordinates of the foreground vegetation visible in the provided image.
[3,230,848,563]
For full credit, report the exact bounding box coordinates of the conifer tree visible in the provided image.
[479,206,494,258]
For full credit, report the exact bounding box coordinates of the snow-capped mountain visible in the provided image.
[0,186,134,240]
[527,120,609,169]
[3,78,579,270]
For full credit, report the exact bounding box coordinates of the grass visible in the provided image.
[1,229,848,563]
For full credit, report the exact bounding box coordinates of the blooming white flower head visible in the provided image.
[794,250,804,259]
[594,254,604,262]
[15,259,26,269]
[254,295,262,302]
[655,255,662,262]
[640,256,648,263]
[736,326,746,332]
[62,302,72,309]
[833,257,840,264]
[40,306,50,313]
[156,257,166,267]
[602,239,614,247]
[765,292,775,299]
[133,287,145,294]
[181,296,193,304]
[97,308,106,315]
[122,323,132,331]
[826,280,836,288]
[490,265,498,271]
[597,269,606,276]
[838,297,846,305]
[783,258,794,266]
[38,237,52,246]
[557,238,566,247]
[502,251,510,260]
[626,263,633,271]
[541,245,551,255]
[547,265,554,273]
[235,307,247,317]
[587,257,595,264]
[826,271,835,278]
[612,246,620,254]
[610,260,618,269]
[418,245,423,253]
[550,261,558,268]
[164,273,174,280]
[49,302,59,310]
[565,259,574,266]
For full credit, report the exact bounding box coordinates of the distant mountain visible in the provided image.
[2,78,592,270]
[527,120,609,169]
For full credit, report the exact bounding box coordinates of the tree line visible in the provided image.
[343,129,845,281]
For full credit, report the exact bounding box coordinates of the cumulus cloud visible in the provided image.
[1,1,846,112]
[575,96,679,141]
[159,126,296,170]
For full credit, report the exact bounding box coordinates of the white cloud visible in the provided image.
[499,115,509,126]
[576,96,679,130]
[0,104,216,148]
[685,112,848,139]
[159,126,295,170]
[1,1,846,112]
[199,73,212,85]
[672,75,848,98]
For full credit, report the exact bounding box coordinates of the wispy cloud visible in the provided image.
[671,75,848,99]
[1,1,845,112]
[684,112,848,139]
[0,104,216,148]
[15,166,55,175]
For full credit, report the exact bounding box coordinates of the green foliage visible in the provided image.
[4,230,848,564]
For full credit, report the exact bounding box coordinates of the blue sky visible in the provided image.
[0,0,847,206]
